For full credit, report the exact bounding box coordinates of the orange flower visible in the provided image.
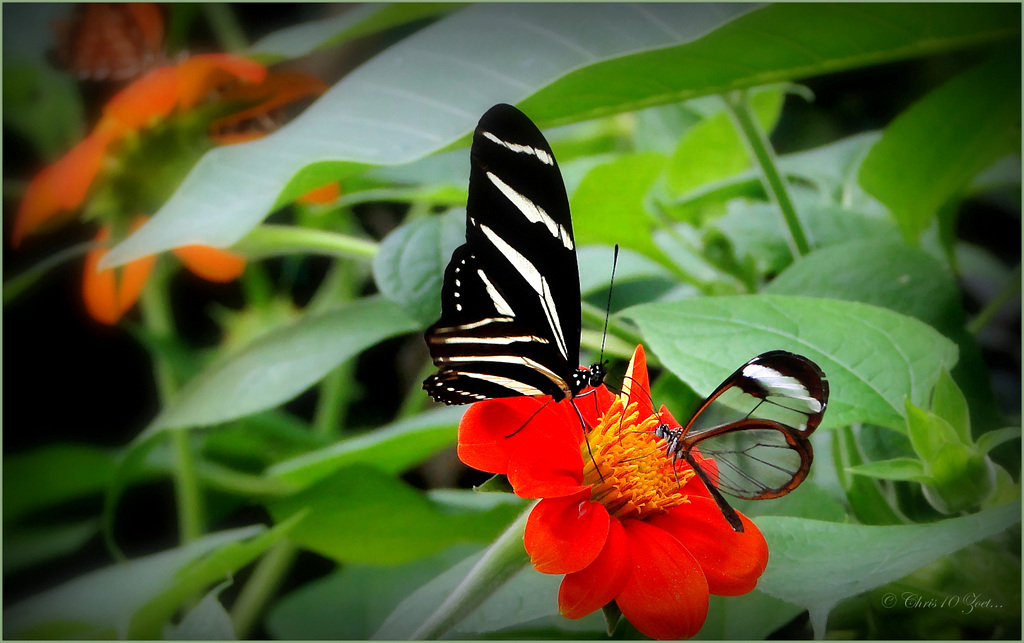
[13,49,330,324]
[457,345,769,639]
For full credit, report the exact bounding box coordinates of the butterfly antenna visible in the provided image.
[598,244,620,365]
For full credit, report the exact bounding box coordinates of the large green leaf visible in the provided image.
[101,4,1019,270]
[267,405,464,489]
[266,465,524,565]
[373,209,465,326]
[756,501,1021,638]
[246,4,459,63]
[624,295,959,430]
[859,51,1022,242]
[2,524,287,639]
[267,544,482,639]
[101,3,757,267]
[3,444,117,525]
[146,296,418,432]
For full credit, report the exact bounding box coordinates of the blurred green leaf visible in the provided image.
[267,405,464,489]
[3,525,268,639]
[846,458,929,482]
[4,444,117,525]
[696,590,804,640]
[859,51,1021,242]
[147,296,419,432]
[373,209,465,326]
[572,152,669,264]
[267,544,481,639]
[246,3,458,63]
[3,520,99,576]
[931,368,972,444]
[3,58,84,159]
[163,581,235,640]
[766,241,963,335]
[102,3,758,267]
[626,295,960,430]
[756,501,1021,638]
[977,427,1022,455]
[666,87,784,196]
[266,465,524,564]
[375,550,604,639]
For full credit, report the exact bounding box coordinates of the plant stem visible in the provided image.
[138,262,205,543]
[3,241,100,306]
[967,264,1022,335]
[231,540,300,638]
[723,90,811,258]
[412,502,534,639]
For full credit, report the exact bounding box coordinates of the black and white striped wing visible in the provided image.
[423,104,581,405]
[679,351,828,500]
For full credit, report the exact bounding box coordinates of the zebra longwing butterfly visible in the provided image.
[423,103,605,405]
[649,350,828,532]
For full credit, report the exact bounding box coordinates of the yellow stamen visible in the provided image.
[582,397,693,520]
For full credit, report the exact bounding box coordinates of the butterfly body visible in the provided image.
[424,104,604,405]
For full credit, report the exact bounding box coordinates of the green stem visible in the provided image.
[723,90,811,258]
[966,264,1021,335]
[412,502,534,639]
[138,262,205,543]
[237,224,379,261]
[231,540,300,638]
[202,3,248,52]
[4,241,100,306]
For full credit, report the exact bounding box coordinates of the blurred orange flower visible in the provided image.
[13,44,330,324]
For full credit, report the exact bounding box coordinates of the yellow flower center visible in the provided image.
[582,397,693,520]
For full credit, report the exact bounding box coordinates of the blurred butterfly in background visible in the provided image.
[52,3,166,82]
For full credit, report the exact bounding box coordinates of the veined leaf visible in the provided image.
[625,295,959,430]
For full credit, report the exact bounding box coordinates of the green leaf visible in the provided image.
[695,590,804,640]
[3,444,118,525]
[373,209,465,326]
[3,520,99,576]
[625,295,960,430]
[101,3,757,268]
[922,447,996,514]
[266,465,525,564]
[147,296,419,432]
[163,581,235,640]
[756,501,1021,638]
[3,58,84,159]
[572,152,669,264]
[906,400,963,462]
[375,550,603,639]
[521,4,1020,123]
[267,405,463,490]
[3,525,268,639]
[267,544,482,640]
[931,368,972,444]
[832,426,904,525]
[846,458,929,482]
[977,426,1022,455]
[859,51,1022,242]
[246,4,458,63]
[666,87,784,196]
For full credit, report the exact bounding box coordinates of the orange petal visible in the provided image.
[559,516,631,619]
[620,344,651,409]
[615,519,710,640]
[296,182,340,205]
[175,53,266,111]
[524,490,610,575]
[173,245,246,282]
[12,130,113,247]
[82,221,156,325]
[647,498,768,597]
[102,64,179,132]
[210,70,327,133]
